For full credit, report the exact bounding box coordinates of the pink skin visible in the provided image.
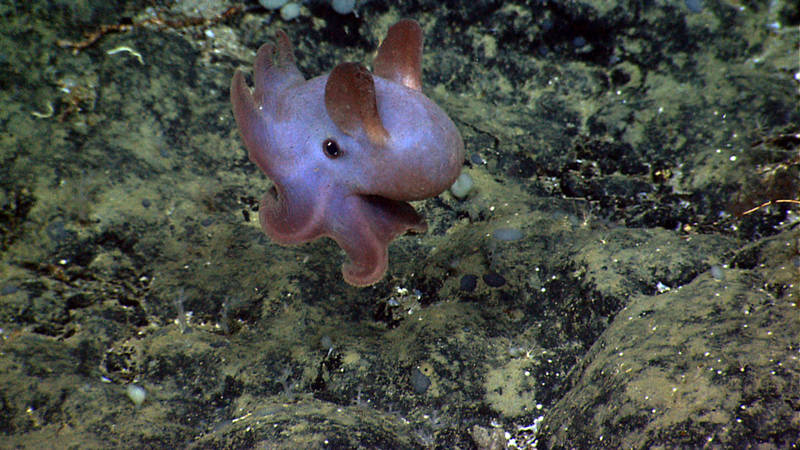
[231,19,464,286]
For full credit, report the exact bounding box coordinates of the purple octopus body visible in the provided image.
[231,19,464,286]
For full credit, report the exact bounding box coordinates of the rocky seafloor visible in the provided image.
[1,0,798,447]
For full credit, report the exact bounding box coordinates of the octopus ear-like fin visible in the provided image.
[254,30,305,104]
[325,62,389,147]
[373,19,423,91]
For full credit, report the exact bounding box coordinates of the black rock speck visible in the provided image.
[483,272,506,287]
[460,274,478,292]
[410,368,431,394]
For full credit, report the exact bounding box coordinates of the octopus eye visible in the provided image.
[322,139,342,159]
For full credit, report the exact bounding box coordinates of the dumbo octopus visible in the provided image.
[231,19,464,286]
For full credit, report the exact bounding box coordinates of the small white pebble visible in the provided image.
[449,172,474,199]
[260,0,288,9]
[126,384,146,406]
[280,2,301,20]
[331,0,355,14]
